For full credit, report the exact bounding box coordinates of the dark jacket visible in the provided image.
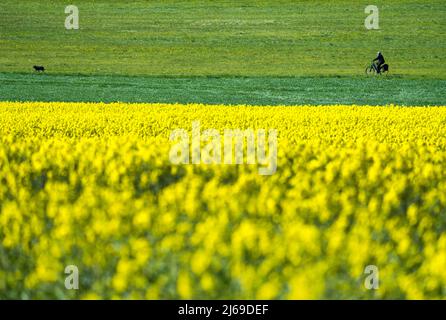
[374,53,385,65]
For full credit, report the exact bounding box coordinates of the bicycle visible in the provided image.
[365,61,389,75]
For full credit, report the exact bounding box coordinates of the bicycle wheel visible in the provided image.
[365,65,375,75]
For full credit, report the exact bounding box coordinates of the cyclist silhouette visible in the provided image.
[373,51,385,74]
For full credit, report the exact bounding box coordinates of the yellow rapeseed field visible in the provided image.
[1,102,446,299]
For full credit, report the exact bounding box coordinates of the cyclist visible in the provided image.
[373,51,385,74]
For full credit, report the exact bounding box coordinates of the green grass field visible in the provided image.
[1,73,445,105]
[0,0,445,104]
